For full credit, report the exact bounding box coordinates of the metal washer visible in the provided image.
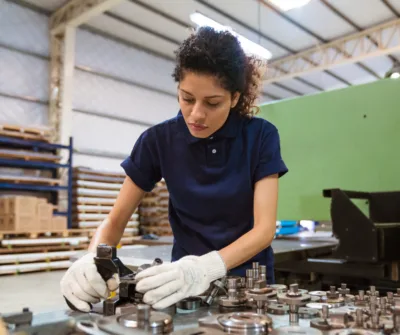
[217,312,272,333]
[176,297,202,311]
[266,303,289,315]
[170,327,225,334]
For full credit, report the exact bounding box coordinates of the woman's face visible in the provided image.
[178,71,240,138]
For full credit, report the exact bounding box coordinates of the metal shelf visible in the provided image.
[0,136,70,151]
[0,158,69,170]
[0,136,74,228]
[0,183,68,192]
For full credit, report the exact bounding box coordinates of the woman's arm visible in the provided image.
[88,176,145,252]
[219,173,278,270]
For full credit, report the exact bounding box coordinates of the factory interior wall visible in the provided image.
[259,78,400,221]
[0,1,179,172]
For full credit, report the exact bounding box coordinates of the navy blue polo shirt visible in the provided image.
[121,110,288,283]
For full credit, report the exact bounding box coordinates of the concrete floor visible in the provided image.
[0,270,67,314]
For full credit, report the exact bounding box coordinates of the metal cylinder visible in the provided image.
[246,277,254,290]
[228,278,238,290]
[290,284,299,294]
[388,292,394,304]
[359,290,365,300]
[253,269,259,280]
[252,262,259,270]
[205,287,219,306]
[256,300,265,315]
[322,305,329,320]
[356,308,363,327]
[259,265,267,282]
[370,286,376,294]
[246,269,253,278]
[341,283,347,290]
[330,286,336,293]
[137,304,150,322]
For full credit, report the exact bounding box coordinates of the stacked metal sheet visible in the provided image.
[139,180,172,236]
[72,167,139,235]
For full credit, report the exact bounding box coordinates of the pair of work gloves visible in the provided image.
[60,251,227,312]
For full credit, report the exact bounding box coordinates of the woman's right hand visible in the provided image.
[60,252,119,312]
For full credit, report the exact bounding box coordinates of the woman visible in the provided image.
[61,26,288,312]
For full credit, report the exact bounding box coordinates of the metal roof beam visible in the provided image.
[321,0,399,65]
[264,18,400,84]
[382,0,400,17]
[50,0,123,35]
[259,0,381,79]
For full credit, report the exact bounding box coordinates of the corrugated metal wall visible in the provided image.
[0,1,179,172]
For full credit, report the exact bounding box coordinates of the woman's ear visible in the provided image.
[231,92,241,108]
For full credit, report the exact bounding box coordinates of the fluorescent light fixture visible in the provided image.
[268,0,312,11]
[390,72,400,79]
[190,12,272,60]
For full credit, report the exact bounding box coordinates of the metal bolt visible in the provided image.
[330,286,336,293]
[252,262,259,269]
[228,278,238,290]
[356,309,363,327]
[137,304,150,322]
[341,283,347,290]
[246,269,254,278]
[322,305,329,320]
[260,265,267,281]
[246,277,254,290]
[290,284,299,294]
[359,290,365,300]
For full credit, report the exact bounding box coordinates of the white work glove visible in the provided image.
[60,252,119,312]
[135,251,226,309]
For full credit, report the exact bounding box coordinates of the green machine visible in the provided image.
[259,78,400,221]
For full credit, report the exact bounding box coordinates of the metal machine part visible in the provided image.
[219,277,247,308]
[306,303,332,310]
[338,283,350,297]
[177,297,202,311]
[204,277,226,306]
[217,312,273,334]
[266,304,289,315]
[277,284,311,325]
[355,290,369,307]
[298,307,319,319]
[310,305,331,331]
[0,308,33,330]
[269,284,287,293]
[253,262,260,281]
[260,265,267,282]
[246,280,276,314]
[326,286,345,308]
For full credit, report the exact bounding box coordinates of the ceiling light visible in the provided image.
[190,12,272,60]
[268,0,312,11]
[385,65,400,79]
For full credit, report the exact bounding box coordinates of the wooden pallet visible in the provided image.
[0,175,62,186]
[74,197,116,206]
[74,167,125,178]
[0,260,71,275]
[73,213,139,222]
[0,124,51,136]
[0,129,49,142]
[0,149,61,162]
[76,221,139,229]
[0,244,87,255]
[73,189,119,198]
[74,173,125,184]
[74,205,114,214]
[73,180,122,191]
[0,250,77,265]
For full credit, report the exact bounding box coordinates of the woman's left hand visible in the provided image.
[135,251,226,309]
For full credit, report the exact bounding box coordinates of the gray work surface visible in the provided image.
[116,238,337,266]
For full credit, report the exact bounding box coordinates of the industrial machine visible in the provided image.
[2,242,400,334]
[275,188,400,291]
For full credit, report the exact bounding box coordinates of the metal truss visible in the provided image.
[265,18,400,84]
[48,0,122,143]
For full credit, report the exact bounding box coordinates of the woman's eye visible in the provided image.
[183,98,194,103]
[207,102,220,108]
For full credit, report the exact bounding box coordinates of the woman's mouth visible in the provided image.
[188,123,208,132]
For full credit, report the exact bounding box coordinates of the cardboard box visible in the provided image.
[52,216,67,231]
[0,216,8,231]
[0,196,37,216]
[38,218,52,231]
[37,198,47,205]
[8,215,37,232]
[37,203,53,221]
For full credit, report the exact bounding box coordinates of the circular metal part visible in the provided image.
[118,311,173,333]
[177,297,202,311]
[219,295,247,308]
[310,291,327,298]
[217,312,273,334]
[269,284,287,293]
[272,325,323,335]
[298,307,319,319]
[170,327,226,335]
[266,303,289,315]
[278,291,311,305]
[326,297,345,308]
[137,304,150,322]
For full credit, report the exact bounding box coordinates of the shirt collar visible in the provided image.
[177,110,241,144]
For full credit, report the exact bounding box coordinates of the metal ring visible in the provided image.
[177,297,202,310]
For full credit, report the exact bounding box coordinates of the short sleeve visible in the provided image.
[254,126,288,183]
[120,129,161,192]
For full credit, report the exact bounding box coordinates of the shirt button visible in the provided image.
[209,136,213,140]
[212,149,217,154]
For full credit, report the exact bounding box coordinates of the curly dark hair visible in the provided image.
[172,26,265,118]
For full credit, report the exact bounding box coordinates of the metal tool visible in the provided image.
[219,277,247,308]
[246,279,275,314]
[204,277,226,306]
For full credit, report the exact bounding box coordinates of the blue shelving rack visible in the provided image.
[0,136,73,228]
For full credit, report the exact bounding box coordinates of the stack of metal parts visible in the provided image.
[139,180,172,236]
[4,253,400,335]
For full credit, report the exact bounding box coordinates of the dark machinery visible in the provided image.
[275,188,400,291]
